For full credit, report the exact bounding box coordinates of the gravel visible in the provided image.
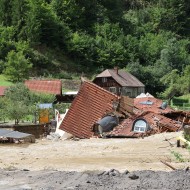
[0,168,190,190]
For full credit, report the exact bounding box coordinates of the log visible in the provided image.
[160,160,176,170]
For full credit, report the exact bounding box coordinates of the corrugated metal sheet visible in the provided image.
[0,86,7,96]
[95,69,145,87]
[25,80,62,95]
[38,103,53,109]
[0,129,12,136]
[59,81,119,138]
[0,129,33,139]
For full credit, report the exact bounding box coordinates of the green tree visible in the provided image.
[51,0,103,32]
[11,0,29,40]
[160,69,181,101]
[0,0,12,26]
[3,50,32,82]
[0,26,16,67]
[26,0,71,48]
[4,83,32,124]
[0,97,8,122]
[180,65,190,94]
[5,100,29,125]
[158,38,190,72]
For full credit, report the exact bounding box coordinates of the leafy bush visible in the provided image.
[55,71,73,79]
[171,151,185,162]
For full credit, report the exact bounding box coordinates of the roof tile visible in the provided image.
[134,97,174,114]
[25,80,62,95]
[108,112,181,137]
[59,81,119,138]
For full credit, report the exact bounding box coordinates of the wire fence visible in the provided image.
[170,102,190,111]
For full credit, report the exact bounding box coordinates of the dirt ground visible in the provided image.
[0,131,190,189]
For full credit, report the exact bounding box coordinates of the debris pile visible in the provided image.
[59,81,190,139]
[59,81,119,138]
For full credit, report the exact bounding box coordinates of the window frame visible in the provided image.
[109,87,117,94]
[102,77,107,83]
[133,119,147,133]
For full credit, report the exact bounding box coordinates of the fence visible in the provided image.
[170,98,190,111]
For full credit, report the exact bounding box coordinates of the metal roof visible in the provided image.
[25,80,62,95]
[95,69,145,87]
[0,129,33,139]
[63,91,78,95]
[38,103,53,109]
[59,80,119,138]
[0,129,12,136]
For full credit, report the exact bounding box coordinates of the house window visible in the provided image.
[102,77,107,83]
[133,119,147,133]
[109,87,116,94]
[127,92,131,97]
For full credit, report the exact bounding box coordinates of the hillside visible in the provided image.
[0,0,189,97]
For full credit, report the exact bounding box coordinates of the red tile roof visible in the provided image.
[59,81,119,138]
[108,112,181,137]
[134,97,174,114]
[0,86,7,96]
[95,69,145,87]
[25,80,62,95]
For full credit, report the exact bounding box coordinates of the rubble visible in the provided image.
[58,80,190,139]
[59,80,119,138]
[46,132,61,141]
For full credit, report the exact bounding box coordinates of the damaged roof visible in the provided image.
[25,80,62,95]
[134,97,174,114]
[0,129,33,139]
[107,112,181,138]
[95,69,145,87]
[59,81,119,138]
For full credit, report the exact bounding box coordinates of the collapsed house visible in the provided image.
[59,81,119,138]
[107,95,190,138]
[59,81,190,139]
[107,112,182,138]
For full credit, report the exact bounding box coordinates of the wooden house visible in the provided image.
[93,68,145,98]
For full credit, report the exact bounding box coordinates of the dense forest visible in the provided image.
[0,0,190,98]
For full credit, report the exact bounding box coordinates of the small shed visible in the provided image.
[38,103,53,124]
[0,129,35,143]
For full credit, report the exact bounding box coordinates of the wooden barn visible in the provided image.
[93,67,145,98]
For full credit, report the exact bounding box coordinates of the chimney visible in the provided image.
[114,66,119,74]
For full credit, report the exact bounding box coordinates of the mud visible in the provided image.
[0,131,190,189]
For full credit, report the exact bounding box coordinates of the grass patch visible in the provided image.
[178,94,190,100]
[171,95,190,110]
[0,75,13,86]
